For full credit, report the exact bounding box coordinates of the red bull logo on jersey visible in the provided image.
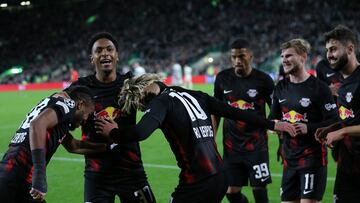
[338,106,354,120]
[282,110,308,123]
[95,106,121,120]
[230,99,254,110]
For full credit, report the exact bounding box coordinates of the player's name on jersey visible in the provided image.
[11,132,27,144]
[193,125,214,139]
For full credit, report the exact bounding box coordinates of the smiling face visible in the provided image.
[231,48,252,77]
[326,39,349,71]
[90,38,118,76]
[281,47,306,75]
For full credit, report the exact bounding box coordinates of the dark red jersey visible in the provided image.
[109,85,277,185]
[70,72,148,185]
[214,68,274,157]
[1,96,76,182]
[316,59,343,86]
[335,66,360,174]
[270,76,339,170]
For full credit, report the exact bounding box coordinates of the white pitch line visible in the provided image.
[50,156,335,181]
[0,153,336,181]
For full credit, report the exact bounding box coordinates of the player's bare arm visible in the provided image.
[326,125,360,147]
[29,108,59,201]
[61,132,107,154]
[211,115,221,136]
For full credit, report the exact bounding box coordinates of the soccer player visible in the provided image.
[172,62,183,86]
[315,59,342,97]
[183,64,193,89]
[94,73,297,203]
[0,85,104,203]
[69,32,155,203]
[315,25,360,203]
[212,38,274,203]
[269,39,339,203]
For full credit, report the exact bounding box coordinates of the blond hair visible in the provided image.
[119,73,164,114]
[280,38,311,55]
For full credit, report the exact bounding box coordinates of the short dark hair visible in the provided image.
[65,85,94,105]
[280,38,311,55]
[87,32,119,54]
[230,38,251,50]
[324,25,358,47]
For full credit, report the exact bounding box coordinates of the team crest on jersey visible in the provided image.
[299,98,311,107]
[247,89,258,98]
[95,106,121,120]
[325,103,337,111]
[64,98,75,108]
[346,92,353,103]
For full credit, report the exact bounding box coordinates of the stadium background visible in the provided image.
[0,0,357,202]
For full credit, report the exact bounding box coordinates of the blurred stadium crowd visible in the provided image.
[0,0,359,84]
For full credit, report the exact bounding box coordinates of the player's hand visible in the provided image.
[30,187,46,201]
[325,129,345,148]
[95,118,118,137]
[315,122,341,143]
[293,123,307,135]
[274,121,297,137]
[315,126,328,142]
[329,83,341,97]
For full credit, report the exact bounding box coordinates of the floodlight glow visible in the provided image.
[0,3,8,8]
[208,57,214,63]
[20,1,31,6]
[10,68,23,74]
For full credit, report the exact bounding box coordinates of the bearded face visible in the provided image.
[326,39,350,72]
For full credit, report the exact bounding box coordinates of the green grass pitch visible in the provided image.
[0,84,336,202]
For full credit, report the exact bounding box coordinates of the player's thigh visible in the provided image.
[0,166,32,203]
[247,151,272,186]
[225,159,249,187]
[299,166,327,201]
[281,167,300,201]
[171,172,227,203]
[333,167,360,203]
[84,173,115,203]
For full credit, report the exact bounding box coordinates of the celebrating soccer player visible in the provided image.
[315,25,360,203]
[212,38,275,203]
[95,73,297,203]
[68,32,156,203]
[269,39,339,203]
[0,85,106,202]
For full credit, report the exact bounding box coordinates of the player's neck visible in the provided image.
[96,71,116,83]
[341,58,359,78]
[289,68,310,83]
[235,67,252,78]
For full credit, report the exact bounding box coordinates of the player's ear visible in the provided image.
[115,52,119,62]
[301,53,307,63]
[347,43,354,55]
[76,100,85,110]
[90,55,94,64]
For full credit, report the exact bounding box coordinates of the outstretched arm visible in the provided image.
[95,116,160,142]
[96,98,167,142]
[325,124,360,147]
[61,132,107,154]
[206,95,296,136]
